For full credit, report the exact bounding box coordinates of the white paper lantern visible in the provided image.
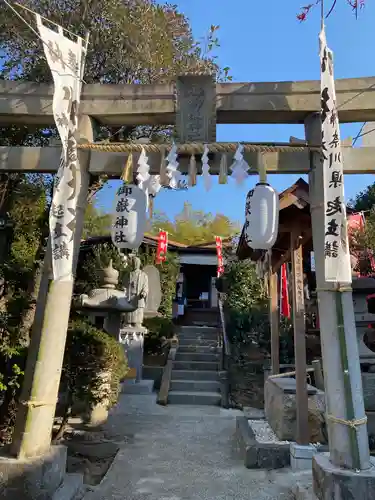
[244,183,279,250]
[111,184,147,250]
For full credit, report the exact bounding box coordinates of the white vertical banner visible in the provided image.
[320,27,352,284]
[36,15,86,281]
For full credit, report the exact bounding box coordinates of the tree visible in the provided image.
[150,202,239,245]
[82,202,112,239]
[298,0,365,21]
[0,0,226,144]
[350,183,375,213]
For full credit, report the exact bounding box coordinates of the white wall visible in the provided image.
[179,253,218,266]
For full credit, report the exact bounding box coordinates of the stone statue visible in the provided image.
[122,255,149,328]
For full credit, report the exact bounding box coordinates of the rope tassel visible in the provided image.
[121,153,133,183]
[149,195,154,219]
[159,148,169,187]
[188,154,197,186]
[219,153,228,184]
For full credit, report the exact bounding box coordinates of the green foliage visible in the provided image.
[76,243,129,295]
[143,316,175,355]
[61,319,128,415]
[82,203,112,239]
[222,257,294,365]
[224,259,267,315]
[350,182,375,212]
[0,175,50,444]
[150,202,239,245]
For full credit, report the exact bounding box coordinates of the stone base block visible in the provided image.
[292,482,317,500]
[243,407,265,420]
[235,416,290,469]
[121,379,154,394]
[0,445,67,500]
[313,453,375,500]
[264,377,326,443]
[291,443,316,471]
[52,473,83,500]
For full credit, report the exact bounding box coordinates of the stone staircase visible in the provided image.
[168,325,222,406]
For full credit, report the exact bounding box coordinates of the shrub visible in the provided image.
[143,316,175,355]
[55,319,128,440]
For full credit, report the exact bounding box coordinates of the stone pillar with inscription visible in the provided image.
[306,113,375,499]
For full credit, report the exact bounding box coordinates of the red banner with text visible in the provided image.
[156,230,168,264]
[280,263,291,319]
[215,236,224,277]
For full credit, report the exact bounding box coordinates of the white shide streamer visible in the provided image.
[230,144,250,185]
[201,145,212,191]
[36,15,85,281]
[136,147,162,209]
[166,143,182,189]
[320,26,351,283]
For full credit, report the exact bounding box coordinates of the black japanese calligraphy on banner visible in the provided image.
[37,15,86,280]
[111,183,147,250]
[319,27,351,283]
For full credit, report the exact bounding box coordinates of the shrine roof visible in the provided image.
[79,233,232,254]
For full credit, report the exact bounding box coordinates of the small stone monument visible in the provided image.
[143,264,162,318]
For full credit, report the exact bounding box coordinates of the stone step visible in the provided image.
[168,390,222,405]
[178,345,219,354]
[178,338,219,347]
[171,369,219,381]
[178,326,219,335]
[178,331,219,339]
[170,379,221,392]
[173,360,219,371]
[175,352,220,362]
[52,473,83,500]
[121,379,154,394]
[178,337,218,347]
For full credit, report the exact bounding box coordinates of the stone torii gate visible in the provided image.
[1,74,375,497]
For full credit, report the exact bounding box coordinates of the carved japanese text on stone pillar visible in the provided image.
[176,75,216,143]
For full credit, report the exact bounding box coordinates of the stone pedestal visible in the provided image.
[0,445,68,499]
[119,326,147,383]
[290,442,316,471]
[313,453,375,500]
[265,377,326,442]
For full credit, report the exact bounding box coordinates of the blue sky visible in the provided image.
[96,0,375,223]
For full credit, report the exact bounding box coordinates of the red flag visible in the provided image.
[280,263,291,319]
[156,230,168,264]
[215,236,224,277]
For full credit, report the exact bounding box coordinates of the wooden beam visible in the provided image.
[269,271,280,375]
[272,230,312,273]
[2,145,375,175]
[1,76,375,126]
[291,228,309,446]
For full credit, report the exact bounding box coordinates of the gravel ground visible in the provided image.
[248,419,290,444]
[81,394,308,500]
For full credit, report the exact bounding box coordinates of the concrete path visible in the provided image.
[83,394,303,500]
